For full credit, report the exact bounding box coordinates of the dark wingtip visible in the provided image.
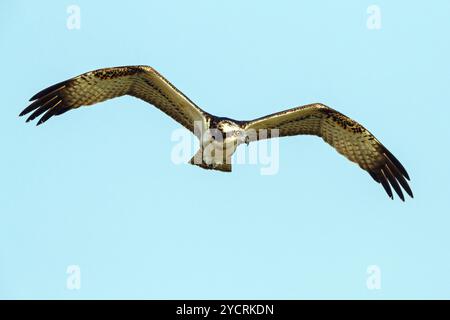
[29,79,69,101]
[379,171,393,199]
[404,186,413,198]
[36,102,61,126]
[383,167,405,201]
[20,100,42,118]
[21,90,62,121]
[383,148,410,181]
[369,150,413,201]
[36,117,46,126]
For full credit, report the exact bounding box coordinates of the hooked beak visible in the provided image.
[244,135,250,146]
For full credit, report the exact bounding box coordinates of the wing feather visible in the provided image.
[25,95,58,122]
[244,103,413,200]
[20,66,208,133]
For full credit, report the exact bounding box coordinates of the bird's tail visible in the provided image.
[188,149,232,172]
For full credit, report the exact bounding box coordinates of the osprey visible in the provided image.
[20,65,413,201]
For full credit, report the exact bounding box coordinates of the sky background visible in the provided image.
[0,0,449,299]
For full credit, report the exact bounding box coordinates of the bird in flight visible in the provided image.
[20,65,413,201]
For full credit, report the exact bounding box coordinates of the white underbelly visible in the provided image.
[203,139,238,165]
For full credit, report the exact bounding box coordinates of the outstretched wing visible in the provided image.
[19,65,209,133]
[243,103,413,201]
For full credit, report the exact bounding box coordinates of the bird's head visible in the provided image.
[234,128,250,145]
[217,119,249,145]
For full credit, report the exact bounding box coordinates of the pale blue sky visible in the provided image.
[0,0,449,299]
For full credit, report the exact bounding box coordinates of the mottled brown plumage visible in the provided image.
[20,65,413,201]
[20,65,207,131]
[244,104,412,200]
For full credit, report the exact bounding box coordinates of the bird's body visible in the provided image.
[192,117,248,171]
[20,65,413,201]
